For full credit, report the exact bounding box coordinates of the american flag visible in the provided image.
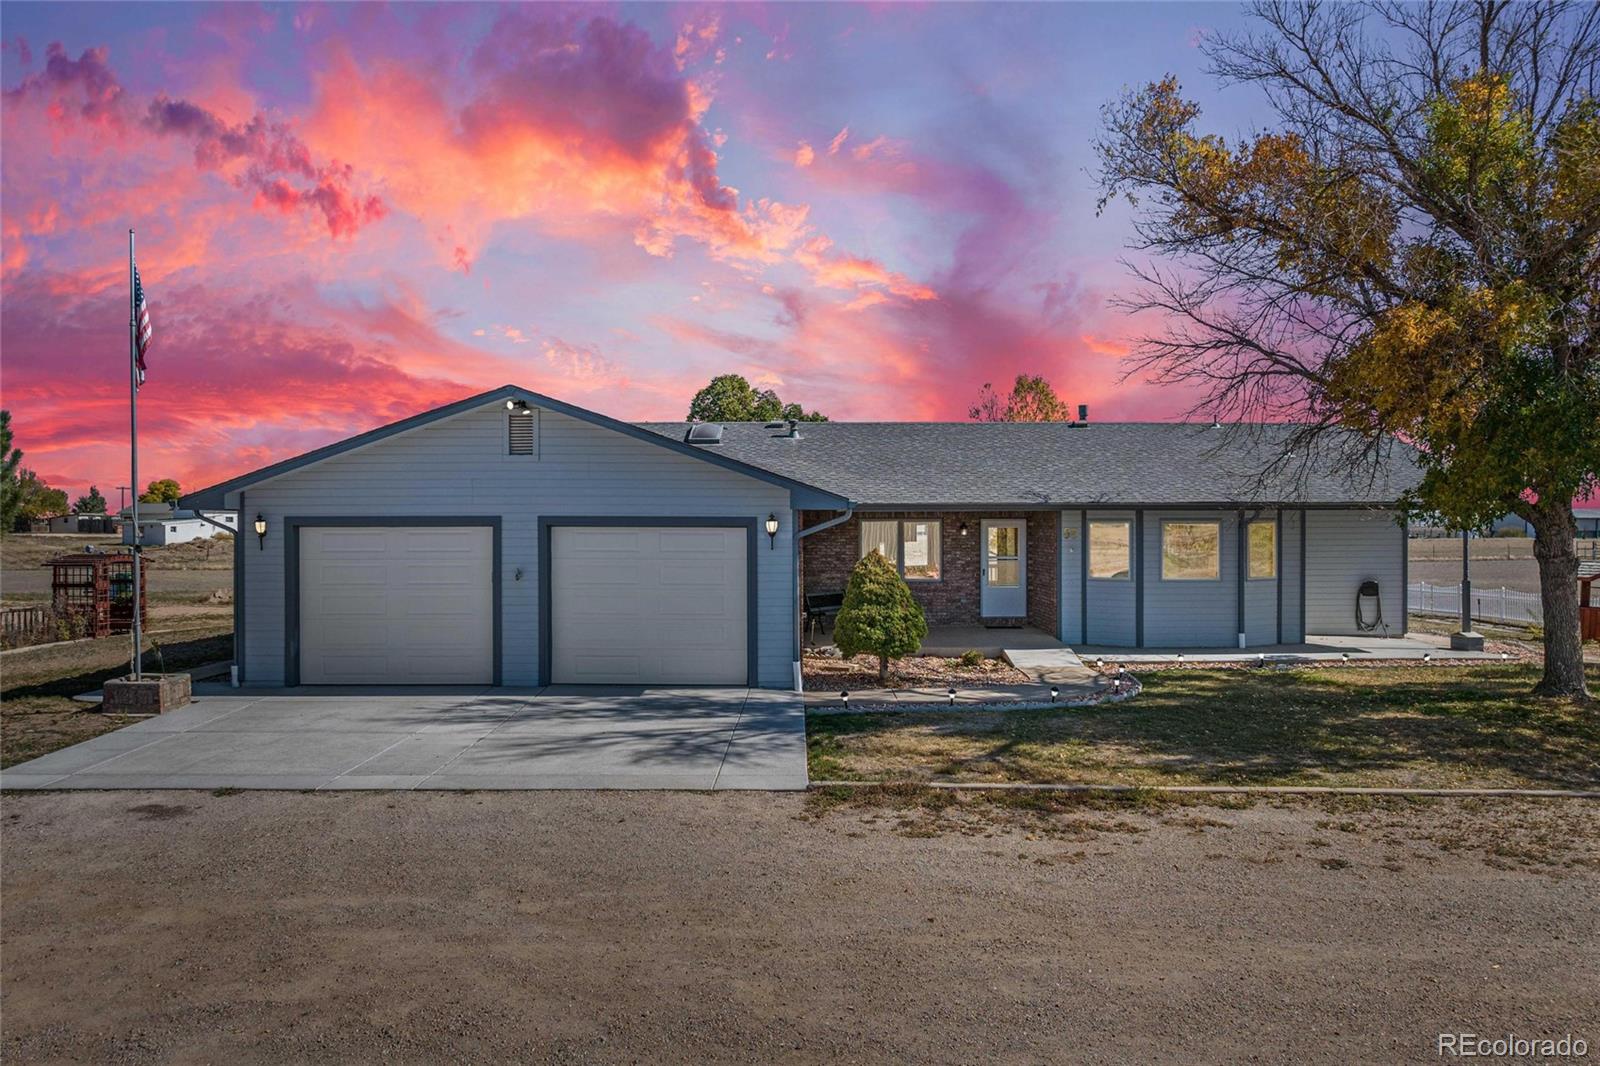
[133,265,152,386]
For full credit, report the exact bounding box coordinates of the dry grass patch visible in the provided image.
[807,663,1600,790]
[1,612,232,768]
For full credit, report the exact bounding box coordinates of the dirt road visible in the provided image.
[3,791,1594,1064]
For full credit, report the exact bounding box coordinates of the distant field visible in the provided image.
[0,533,233,605]
[1407,536,1600,596]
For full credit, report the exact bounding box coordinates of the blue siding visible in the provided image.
[235,403,796,688]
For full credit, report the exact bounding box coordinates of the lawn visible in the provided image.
[1,611,233,768]
[807,663,1600,790]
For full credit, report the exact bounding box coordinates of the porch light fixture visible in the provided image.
[765,513,779,548]
[253,513,267,550]
[958,522,968,537]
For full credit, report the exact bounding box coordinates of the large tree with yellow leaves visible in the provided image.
[1097,0,1599,698]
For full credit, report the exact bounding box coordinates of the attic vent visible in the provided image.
[686,423,724,445]
[508,406,537,456]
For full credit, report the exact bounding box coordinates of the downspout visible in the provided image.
[1237,509,1248,649]
[792,507,855,693]
[190,506,242,686]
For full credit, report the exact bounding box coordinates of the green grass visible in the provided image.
[807,664,1600,790]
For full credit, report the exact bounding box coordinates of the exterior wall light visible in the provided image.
[253,513,267,550]
[765,513,779,548]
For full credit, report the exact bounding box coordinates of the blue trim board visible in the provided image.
[183,384,850,511]
[1275,509,1283,645]
[1078,510,1088,645]
[1134,510,1145,648]
[1299,508,1308,641]
[283,516,503,687]
[537,517,760,687]
[234,490,245,683]
[1236,508,1246,643]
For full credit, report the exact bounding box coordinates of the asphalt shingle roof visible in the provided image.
[635,421,1421,507]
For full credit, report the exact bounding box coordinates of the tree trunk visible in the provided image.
[1530,502,1589,700]
[878,654,889,684]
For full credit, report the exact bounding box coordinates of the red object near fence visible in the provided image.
[45,552,146,638]
[1580,574,1600,643]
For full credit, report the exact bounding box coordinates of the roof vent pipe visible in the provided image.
[786,419,801,439]
[1077,404,1088,424]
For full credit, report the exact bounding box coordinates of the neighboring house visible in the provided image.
[181,385,1418,691]
[1488,507,1600,538]
[45,512,121,535]
[120,506,238,546]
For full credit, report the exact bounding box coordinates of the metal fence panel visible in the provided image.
[1407,582,1542,625]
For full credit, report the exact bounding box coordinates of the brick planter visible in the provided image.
[102,673,191,715]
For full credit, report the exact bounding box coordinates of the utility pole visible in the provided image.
[1450,527,1484,651]
[116,485,130,512]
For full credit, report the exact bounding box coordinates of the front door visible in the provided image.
[980,519,1026,618]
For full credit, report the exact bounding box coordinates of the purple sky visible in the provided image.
[1,2,1268,499]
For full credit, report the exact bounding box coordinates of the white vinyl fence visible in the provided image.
[1408,582,1542,626]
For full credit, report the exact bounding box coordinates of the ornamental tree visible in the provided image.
[1096,0,1600,698]
[834,549,928,684]
[687,373,828,423]
[968,374,1077,422]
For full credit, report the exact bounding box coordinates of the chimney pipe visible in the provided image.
[1077,404,1088,424]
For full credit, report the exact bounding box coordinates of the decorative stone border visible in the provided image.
[807,674,1143,715]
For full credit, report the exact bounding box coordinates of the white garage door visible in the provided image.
[551,526,747,685]
[299,526,493,685]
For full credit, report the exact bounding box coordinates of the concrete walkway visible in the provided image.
[1072,633,1502,664]
[0,685,807,791]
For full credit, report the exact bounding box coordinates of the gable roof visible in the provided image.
[634,420,1420,508]
[180,385,850,510]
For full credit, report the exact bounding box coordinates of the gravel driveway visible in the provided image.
[2,791,1595,1064]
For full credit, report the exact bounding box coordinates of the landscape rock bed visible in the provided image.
[802,650,1030,690]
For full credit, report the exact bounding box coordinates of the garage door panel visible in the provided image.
[300,526,493,685]
[551,525,747,686]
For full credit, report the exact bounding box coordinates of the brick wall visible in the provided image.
[1027,510,1059,636]
[800,510,1053,627]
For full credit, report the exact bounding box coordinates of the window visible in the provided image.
[1248,520,1277,579]
[860,518,942,581]
[902,521,942,580]
[860,519,899,565]
[1162,521,1221,580]
[1088,520,1131,580]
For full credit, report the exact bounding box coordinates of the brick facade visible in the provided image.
[1026,510,1059,635]
[800,511,1058,631]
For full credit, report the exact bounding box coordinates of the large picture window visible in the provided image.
[1161,521,1221,580]
[860,518,942,581]
[1088,520,1131,580]
[1248,520,1277,579]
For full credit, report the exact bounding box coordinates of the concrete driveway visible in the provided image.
[0,686,807,791]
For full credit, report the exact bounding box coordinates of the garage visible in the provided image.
[549,524,749,685]
[298,525,495,685]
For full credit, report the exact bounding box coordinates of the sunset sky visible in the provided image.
[1,2,1267,501]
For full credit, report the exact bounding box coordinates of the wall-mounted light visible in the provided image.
[958,521,969,537]
[765,513,779,549]
[253,513,268,551]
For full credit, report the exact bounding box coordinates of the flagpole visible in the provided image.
[129,229,141,680]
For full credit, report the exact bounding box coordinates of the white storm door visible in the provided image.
[980,519,1026,618]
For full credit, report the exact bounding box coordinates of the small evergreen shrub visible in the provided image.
[834,550,928,683]
[959,649,984,668]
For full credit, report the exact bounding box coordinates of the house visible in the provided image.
[45,512,121,535]
[121,506,238,546]
[1490,507,1600,538]
[181,385,1418,690]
